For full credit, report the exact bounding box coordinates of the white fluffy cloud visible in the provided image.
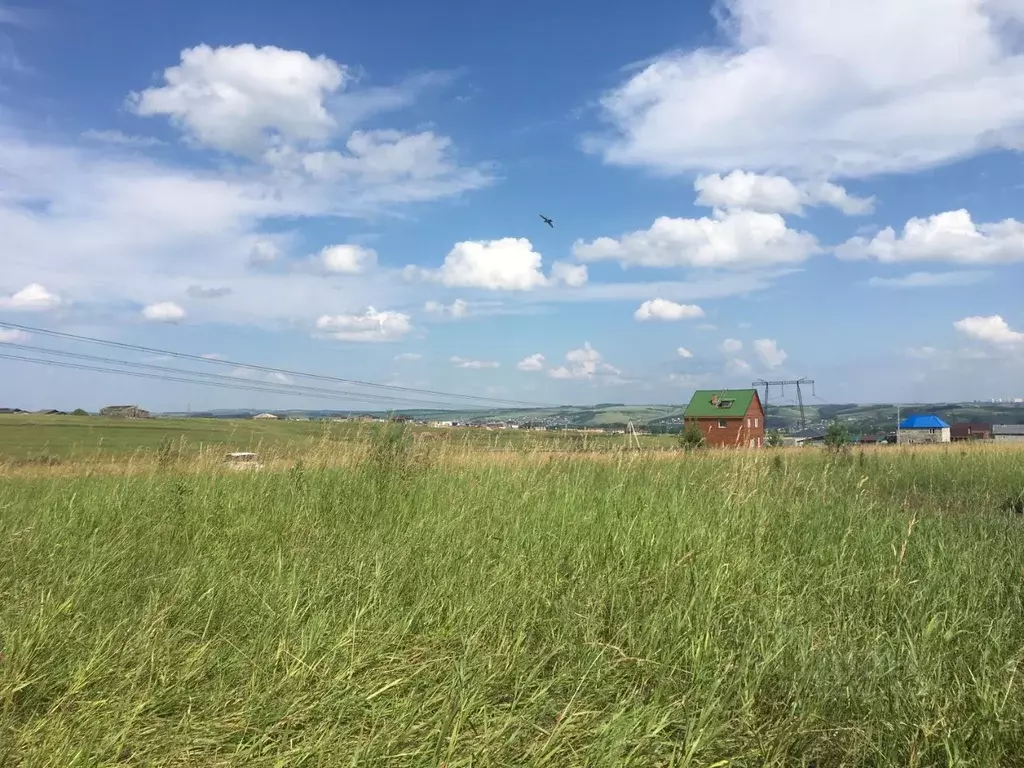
[141,301,186,323]
[450,356,499,369]
[573,209,820,270]
[129,43,346,156]
[548,260,589,288]
[953,315,1024,345]
[548,342,621,380]
[0,328,30,343]
[722,338,744,354]
[0,283,63,311]
[315,307,412,342]
[725,358,752,375]
[694,171,874,215]
[677,347,694,358]
[753,338,788,368]
[319,243,377,274]
[291,129,493,203]
[424,299,469,318]
[82,129,165,148]
[867,270,991,288]
[837,210,1024,264]
[248,238,283,266]
[634,298,705,321]
[125,44,492,215]
[409,238,587,291]
[587,0,1024,178]
[517,353,545,372]
[187,284,232,299]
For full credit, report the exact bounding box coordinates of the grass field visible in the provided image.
[2,425,1024,765]
[0,414,677,462]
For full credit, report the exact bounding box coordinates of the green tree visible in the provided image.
[766,429,783,447]
[824,421,850,453]
[678,421,706,451]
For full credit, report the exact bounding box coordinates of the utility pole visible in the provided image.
[751,378,816,431]
[626,420,642,451]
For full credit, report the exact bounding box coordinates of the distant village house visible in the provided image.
[897,415,950,444]
[683,388,766,448]
[950,422,992,441]
[99,405,151,419]
[993,424,1024,443]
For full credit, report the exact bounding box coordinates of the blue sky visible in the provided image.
[2,0,1024,412]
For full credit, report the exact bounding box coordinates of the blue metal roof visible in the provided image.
[899,414,950,429]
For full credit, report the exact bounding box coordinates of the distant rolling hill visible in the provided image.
[160,402,1024,435]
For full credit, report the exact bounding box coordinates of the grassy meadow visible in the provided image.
[0,414,676,463]
[2,421,1024,765]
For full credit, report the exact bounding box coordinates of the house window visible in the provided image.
[746,418,750,428]
[754,417,759,428]
[718,419,727,428]
[749,438,755,448]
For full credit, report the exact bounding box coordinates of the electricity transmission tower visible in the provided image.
[752,378,816,431]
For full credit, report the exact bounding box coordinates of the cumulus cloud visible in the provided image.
[586,0,1024,179]
[319,243,377,274]
[548,260,589,287]
[128,43,347,156]
[141,301,186,323]
[229,368,295,385]
[0,47,493,330]
[548,342,621,380]
[450,356,499,369]
[753,338,788,368]
[517,353,545,372]
[186,284,232,299]
[573,210,820,270]
[722,338,744,354]
[725,358,752,375]
[315,307,412,342]
[837,210,1024,264]
[0,328,30,343]
[394,352,422,361]
[694,171,874,215]
[677,347,694,358]
[408,237,586,291]
[953,315,1024,345]
[424,298,469,318]
[634,298,705,321]
[124,44,492,215]
[295,130,492,201]
[867,270,992,288]
[248,238,283,266]
[82,129,165,148]
[0,283,63,311]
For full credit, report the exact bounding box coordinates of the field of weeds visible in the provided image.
[2,428,1024,765]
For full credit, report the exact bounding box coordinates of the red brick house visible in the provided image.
[950,422,992,441]
[683,389,766,448]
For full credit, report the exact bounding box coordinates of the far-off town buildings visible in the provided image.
[683,388,766,448]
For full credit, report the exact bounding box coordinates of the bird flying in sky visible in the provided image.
[539,214,554,228]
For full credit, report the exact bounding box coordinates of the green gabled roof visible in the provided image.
[683,389,758,419]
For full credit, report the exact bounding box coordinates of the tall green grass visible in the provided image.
[2,442,1024,765]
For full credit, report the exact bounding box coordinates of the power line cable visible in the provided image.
[0,320,556,408]
[0,351,493,409]
[0,342,498,410]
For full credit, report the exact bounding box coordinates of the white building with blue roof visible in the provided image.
[897,414,951,444]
